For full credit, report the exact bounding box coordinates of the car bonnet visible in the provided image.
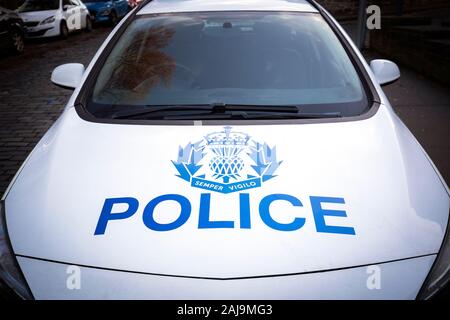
[3,105,449,278]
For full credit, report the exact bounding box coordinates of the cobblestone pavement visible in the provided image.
[0,27,111,194]
[0,26,449,299]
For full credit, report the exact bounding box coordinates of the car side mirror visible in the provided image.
[63,5,70,11]
[51,63,85,89]
[370,59,401,86]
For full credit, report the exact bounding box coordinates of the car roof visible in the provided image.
[137,0,319,15]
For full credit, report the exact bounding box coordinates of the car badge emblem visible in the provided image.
[172,126,282,194]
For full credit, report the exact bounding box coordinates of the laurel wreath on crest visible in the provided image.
[172,138,282,183]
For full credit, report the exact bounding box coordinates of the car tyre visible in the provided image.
[60,21,69,39]
[85,16,92,32]
[9,29,25,54]
[110,11,118,26]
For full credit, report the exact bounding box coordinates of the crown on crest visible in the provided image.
[205,126,250,147]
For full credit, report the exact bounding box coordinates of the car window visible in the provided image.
[17,0,60,12]
[87,12,369,120]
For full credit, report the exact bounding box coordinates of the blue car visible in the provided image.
[83,0,129,25]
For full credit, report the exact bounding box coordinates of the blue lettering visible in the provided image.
[198,193,234,229]
[94,197,139,235]
[310,196,355,235]
[96,193,354,235]
[239,193,251,229]
[259,194,305,231]
[142,194,191,231]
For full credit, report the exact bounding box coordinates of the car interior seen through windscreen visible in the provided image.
[88,12,369,120]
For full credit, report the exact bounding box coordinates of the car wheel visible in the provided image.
[85,16,92,32]
[60,21,69,39]
[110,11,118,26]
[10,29,25,54]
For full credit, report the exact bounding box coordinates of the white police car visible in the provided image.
[1,0,449,300]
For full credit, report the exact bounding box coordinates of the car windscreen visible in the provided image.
[17,0,59,12]
[87,12,369,120]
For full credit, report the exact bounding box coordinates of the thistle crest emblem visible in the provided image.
[172,127,282,194]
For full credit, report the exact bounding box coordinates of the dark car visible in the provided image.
[0,6,25,54]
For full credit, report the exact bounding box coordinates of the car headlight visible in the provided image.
[40,16,55,25]
[0,200,33,299]
[417,213,450,299]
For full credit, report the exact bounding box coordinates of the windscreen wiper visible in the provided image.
[164,111,342,120]
[111,103,300,119]
[110,103,341,120]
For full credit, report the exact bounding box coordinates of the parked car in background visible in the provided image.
[17,0,92,39]
[0,6,25,54]
[83,0,128,25]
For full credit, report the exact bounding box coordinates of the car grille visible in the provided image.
[24,21,39,27]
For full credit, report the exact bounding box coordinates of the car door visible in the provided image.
[61,0,72,28]
[62,0,77,31]
[71,0,87,29]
